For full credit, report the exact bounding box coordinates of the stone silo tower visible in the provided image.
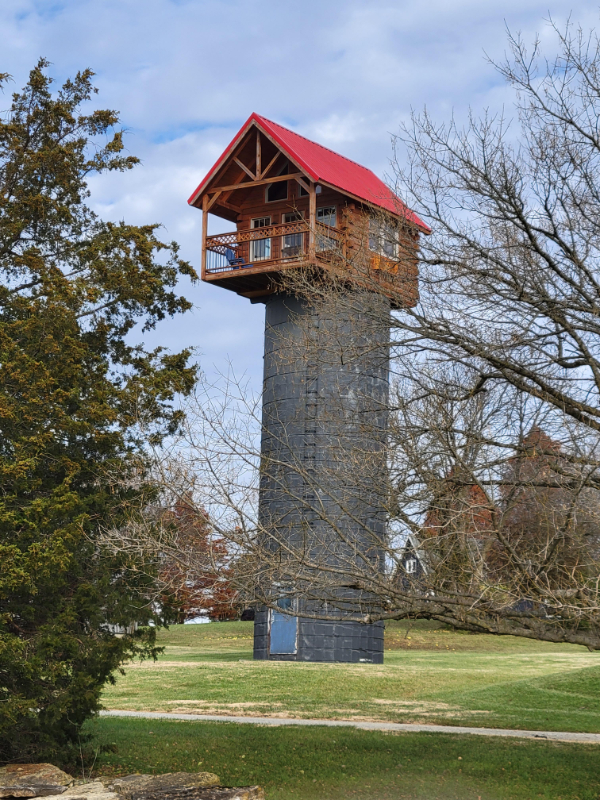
[188,114,427,663]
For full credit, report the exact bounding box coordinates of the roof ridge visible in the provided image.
[255,113,390,187]
[188,112,429,230]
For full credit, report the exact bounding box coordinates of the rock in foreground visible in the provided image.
[65,783,263,800]
[0,765,73,797]
[0,768,263,800]
[110,773,220,800]
[61,781,117,800]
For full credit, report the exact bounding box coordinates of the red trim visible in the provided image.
[188,113,430,232]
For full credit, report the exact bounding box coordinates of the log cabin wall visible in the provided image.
[203,150,419,308]
[236,178,348,232]
[343,205,420,308]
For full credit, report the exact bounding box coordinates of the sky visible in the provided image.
[2,0,598,389]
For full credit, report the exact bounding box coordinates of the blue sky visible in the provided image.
[2,0,597,388]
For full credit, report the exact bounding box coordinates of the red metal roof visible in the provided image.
[188,113,429,232]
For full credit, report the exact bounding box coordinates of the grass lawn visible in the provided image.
[101,621,600,732]
[89,715,600,800]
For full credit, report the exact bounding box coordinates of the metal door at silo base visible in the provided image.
[269,598,298,655]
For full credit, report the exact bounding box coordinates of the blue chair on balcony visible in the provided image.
[225,247,246,269]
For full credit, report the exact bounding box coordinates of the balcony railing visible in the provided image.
[204,220,342,275]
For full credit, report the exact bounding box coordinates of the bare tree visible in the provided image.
[143,282,600,650]
[390,18,600,434]
[111,18,600,650]
[98,458,242,622]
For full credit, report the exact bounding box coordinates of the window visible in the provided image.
[250,216,271,261]
[282,211,304,258]
[316,206,337,251]
[298,183,322,197]
[266,163,288,202]
[317,206,336,226]
[405,558,417,574]
[369,216,399,258]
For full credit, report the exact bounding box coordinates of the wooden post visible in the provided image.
[201,194,208,279]
[308,182,316,262]
[256,131,262,179]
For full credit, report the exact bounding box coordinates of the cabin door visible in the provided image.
[269,598,298,655]
[250,216,271,261]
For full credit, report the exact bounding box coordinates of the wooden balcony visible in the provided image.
[204,220,341,272]
[202,219,343,298]
[201,218,415,306]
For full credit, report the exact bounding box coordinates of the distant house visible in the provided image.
[423,472,495,542]
[410,426,600,590]
[396,532,428,589]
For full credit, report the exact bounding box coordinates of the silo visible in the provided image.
[252,291,389,662]
[187,112,426,663]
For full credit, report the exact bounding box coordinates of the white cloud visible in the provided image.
[1,0,597,386]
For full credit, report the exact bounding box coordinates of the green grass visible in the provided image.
[101,621,600,732]
[89,716,600,800]
[96,625,600,798]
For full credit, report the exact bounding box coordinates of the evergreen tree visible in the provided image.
[0,61,197,763]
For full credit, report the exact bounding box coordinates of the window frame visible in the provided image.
[297,182,322,197]
[282,211,305,258]
[250,216,272,261]
[266,163,289,203]
[369,215,400,259]
[316,205,337,252]
[405,557,417,574]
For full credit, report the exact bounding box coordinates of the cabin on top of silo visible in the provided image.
[188,116,428,664]
[188,113,428,307]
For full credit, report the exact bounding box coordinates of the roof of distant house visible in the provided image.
[188,112,430,232]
